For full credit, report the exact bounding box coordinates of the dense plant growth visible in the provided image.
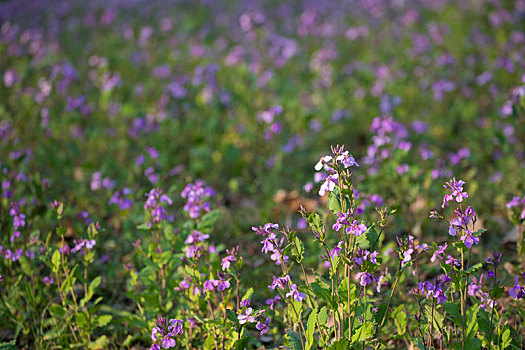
[1,0,525,348]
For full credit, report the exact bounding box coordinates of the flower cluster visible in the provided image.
[509,274,525,300]
[255,223,289,265]
[506,195,525,221]
[150,317,183,349]
[314,145,358,197]
[441,177,468,208]
[108,187,133,210]
[180,180,216,218]
[413,274,451,304]
[9,201,25,242]
[144,188,173,226]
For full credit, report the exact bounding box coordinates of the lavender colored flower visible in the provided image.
[265,295,281,310]
[442,178,468,208]
[238,307,256,324]
[181,180,215,219]
[256,317,271,335]
[509,276,525,300]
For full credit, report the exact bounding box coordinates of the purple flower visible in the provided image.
[355,272,377,286]
[319,173,338,196]
[431,243,447,262]
[221,254,235,271]
[265,295,281,310]
[181,180,215,219]
[240,298,250,307]
[256,317,271,335]
[286,283,306,302]
[238,308,256,324]
[509,276,525,300]
[442,178,468,208]
[346,220,367,236]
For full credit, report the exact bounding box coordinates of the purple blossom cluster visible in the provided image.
[413,274,451,305]
[180,180,215,218]
[108,187,133,210]
[150,317,183,349]
[506,195,525,221]
[144,188,173,226]
[254,223,289,266]
[509,274,525,300]
[314,146,358,197]
[9,201,25,242]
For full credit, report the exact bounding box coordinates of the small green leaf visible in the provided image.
[49,304,66,318]
[284,331,303,350]
[395,310,407,335]
[465,263,482,274]
[501,328,511,349]
[306,307,317,349]
[318,306,328,325]
[96,314,112,328]
[51,250,61,272]
[328,338,349,350]
[233,336,249,350]
[327,190,342,214]
[351,322,373,343]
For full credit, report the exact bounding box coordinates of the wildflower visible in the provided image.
[319,173,338,196]
[509,276,525,300]
[181,180,215,219]
[265,295,281,310]
[42,275,54,285]
[442,178,468,208]
[150,316,183,349]
[431,243,447,262]
[221,253,236,271]
[286,284,306,302]
[355,272,377,286]
[336,151,359,168]
[346,220,367,236]
[256,317,271,335]
[240,298,250,307]
[332,211,351,231]
[108,188,133,210]
[314,155,333,171]
[238,308,256,324]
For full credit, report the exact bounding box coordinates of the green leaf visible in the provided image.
[233,336,249,350]
[501,328,511,349]
[96,314,112,328]
[88,335,109,349]
[327,190,342,214]
[311,280,333,309]
[351,322,373,343]
[306,307,317,349]
[318,306,328,325]
[466,306,479,340]
[51,250,61,272]
[287,299,303,323]
[226,309,239,325]
[328,338,349,350]
[489,285,504,299]
[375,302,388,325]
[197,209,221,233]
[424,305,444,332]
[284,331,303,350]
[395,310,407,335]
[49,304,66,318]
[444,302,462,326]
[292,236,305,263]
[465,263,482,274]
[367,227,380,251]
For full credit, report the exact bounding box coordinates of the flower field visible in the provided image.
[0,0,524,348]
